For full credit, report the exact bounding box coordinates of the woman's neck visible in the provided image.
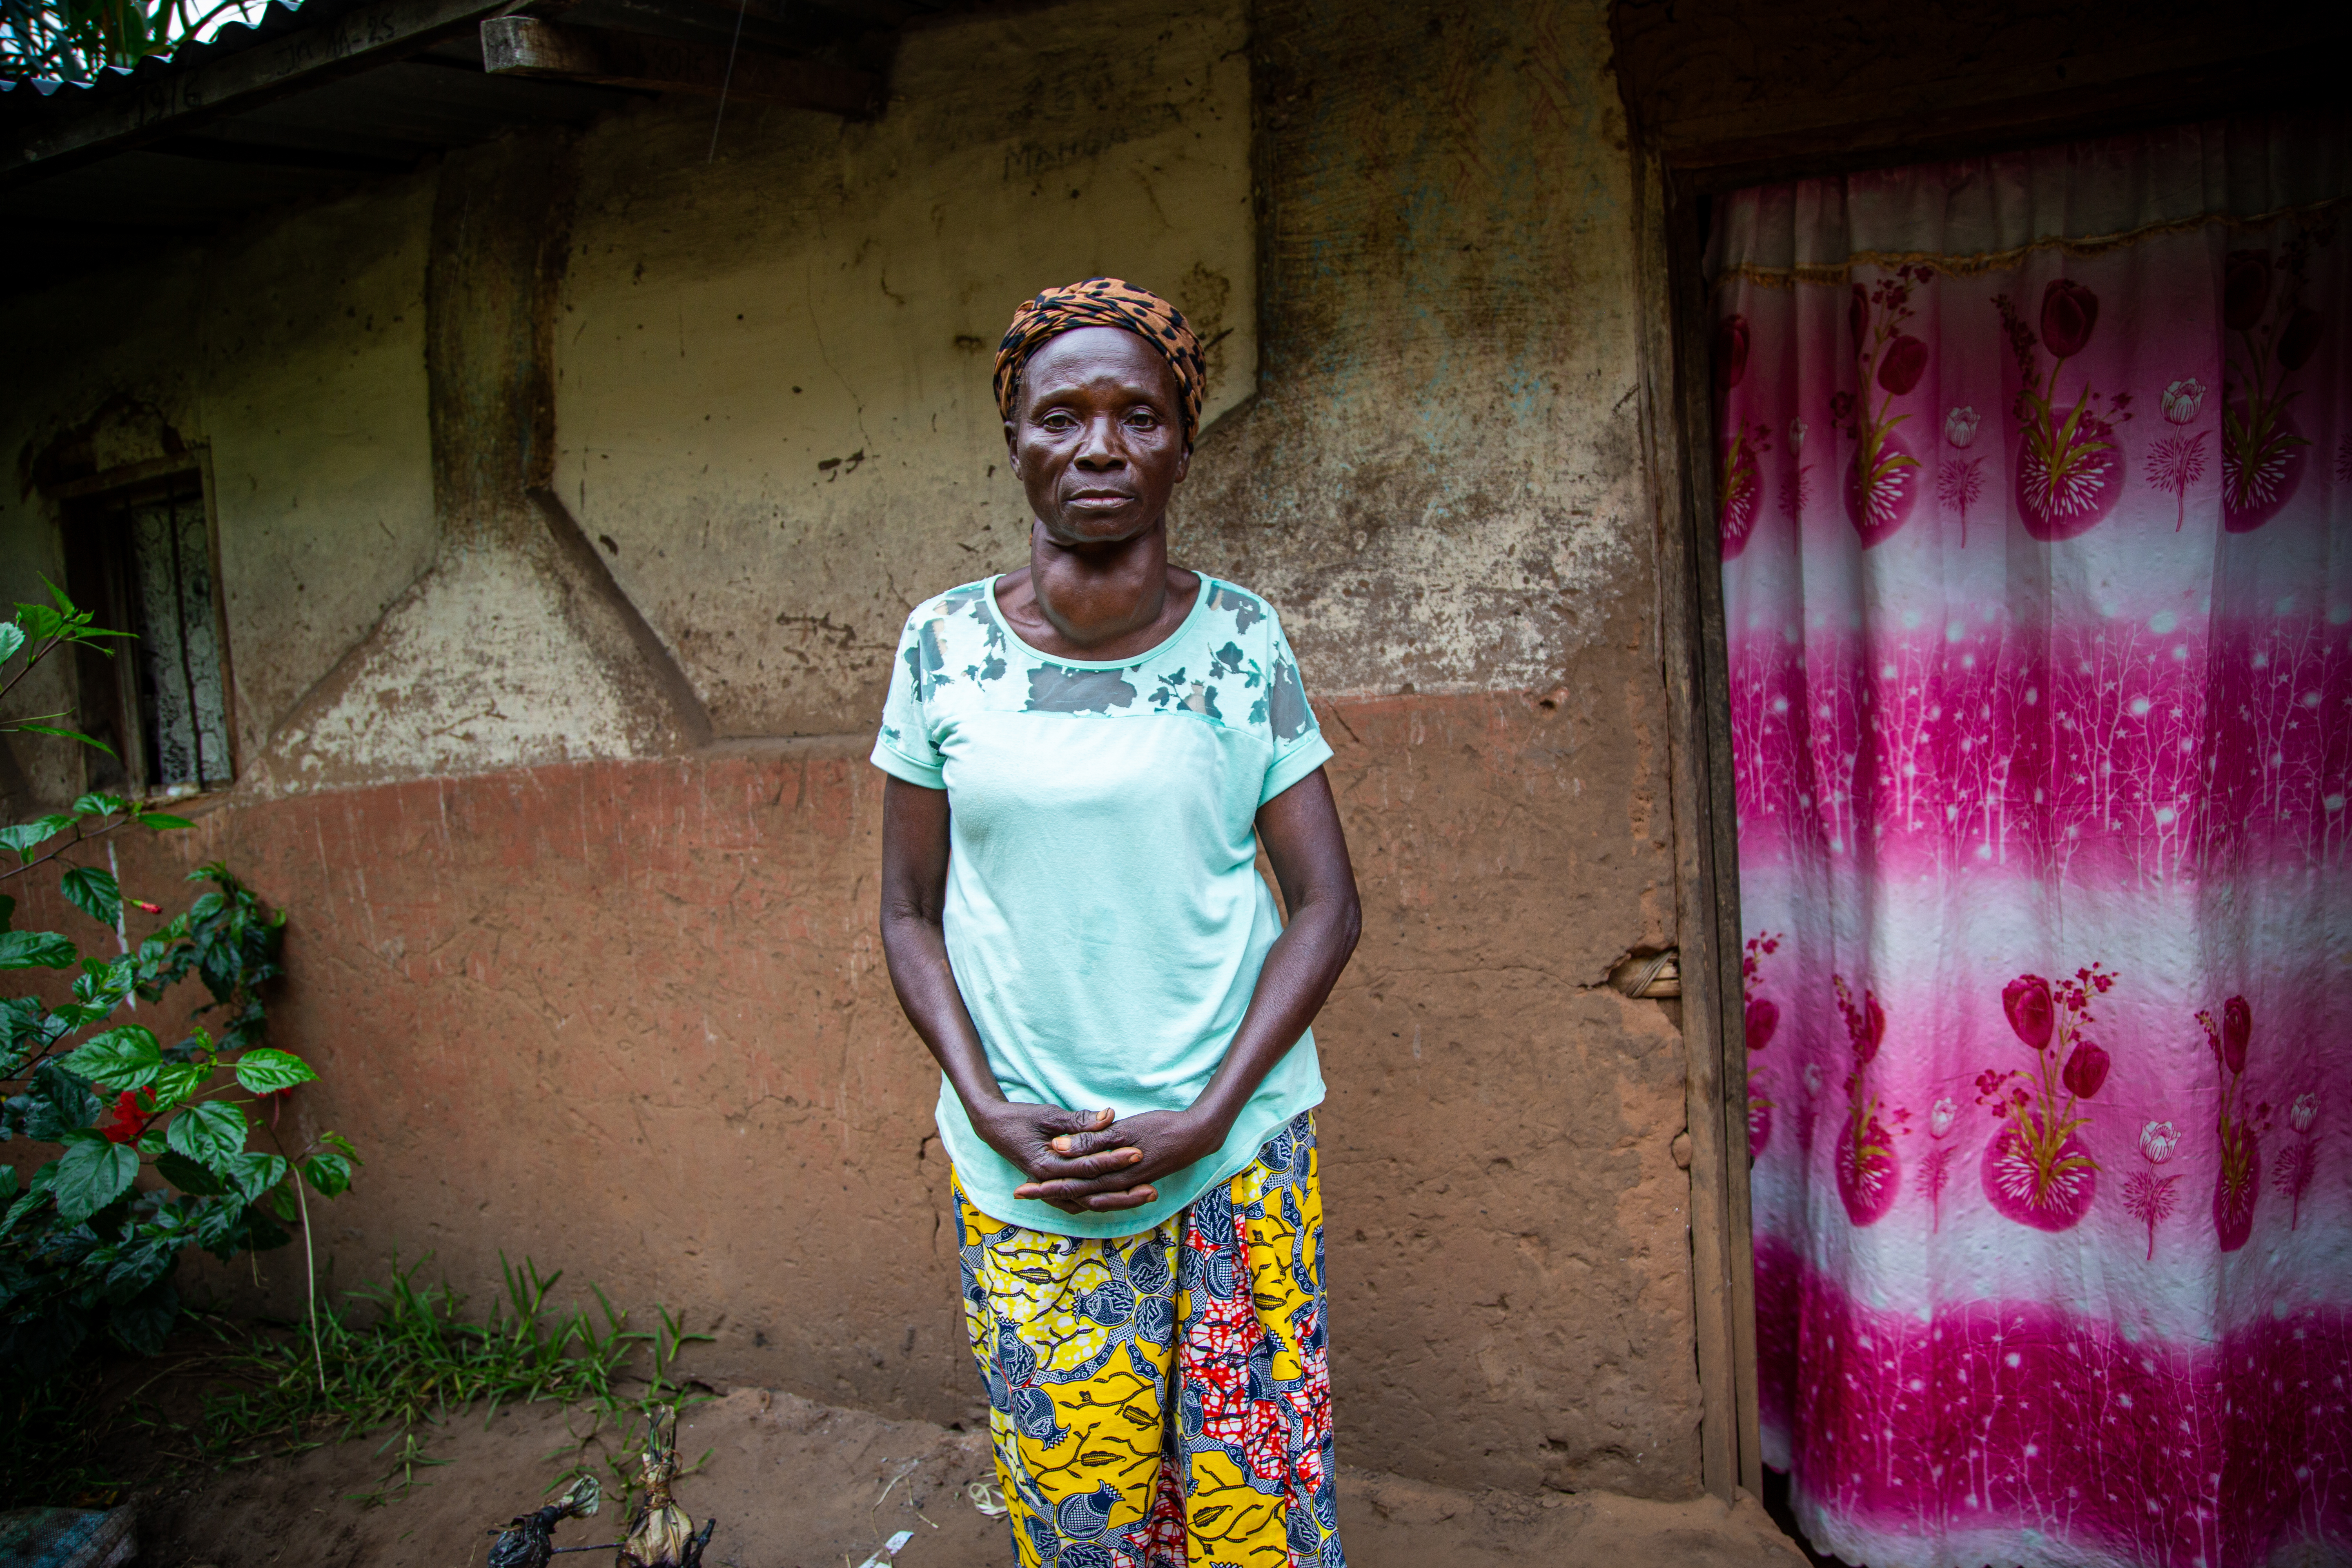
[999,520,1198,661]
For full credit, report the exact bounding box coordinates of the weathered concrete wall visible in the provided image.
[5,0,1701,1502]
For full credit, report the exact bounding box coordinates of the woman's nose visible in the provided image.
[1075,416,1123,467]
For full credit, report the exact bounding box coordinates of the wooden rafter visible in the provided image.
[479,16,878,115]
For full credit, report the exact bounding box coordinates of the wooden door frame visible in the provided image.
[1630,147,1758,1503]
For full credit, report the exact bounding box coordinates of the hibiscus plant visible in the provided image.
[0,584,352,1376]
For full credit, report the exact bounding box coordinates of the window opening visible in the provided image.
[64,470,234,797]
[128,487,230,790]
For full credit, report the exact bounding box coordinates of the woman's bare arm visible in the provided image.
[878,776,1146,1209]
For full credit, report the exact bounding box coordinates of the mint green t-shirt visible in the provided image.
[869,574,1334,1238]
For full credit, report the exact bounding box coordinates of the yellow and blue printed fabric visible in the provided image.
[872,575,1333,1240]
[958,1112,1343,1568]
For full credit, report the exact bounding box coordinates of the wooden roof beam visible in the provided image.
[1,0,521,188]
[479,16,878,115]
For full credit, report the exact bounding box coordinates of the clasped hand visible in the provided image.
[971,1101,1224,1215]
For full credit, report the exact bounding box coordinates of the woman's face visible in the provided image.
[1007,326,1190,546]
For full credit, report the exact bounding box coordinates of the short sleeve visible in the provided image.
[870,609,946,790]
[1260,608,1334,804]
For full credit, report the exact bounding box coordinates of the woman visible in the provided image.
[873,278,1361,1568]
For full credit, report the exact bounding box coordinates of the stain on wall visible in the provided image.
[553,0,1258,738]
[2,0,1703,1502]
[1187,0,1652,702]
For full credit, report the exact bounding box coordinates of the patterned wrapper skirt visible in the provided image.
[955,1111,1345,1568]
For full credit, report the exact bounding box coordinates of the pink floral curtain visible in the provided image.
[1712,115,2351,1567]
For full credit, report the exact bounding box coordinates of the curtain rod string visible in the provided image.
[708,0,751,163]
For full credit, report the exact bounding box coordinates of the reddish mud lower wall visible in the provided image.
[80,688,1699,1497]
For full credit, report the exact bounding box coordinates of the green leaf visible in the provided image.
[266,1179,299,1222]
[3,1186,49,1234]
[70,956,136,1013]
[301,1152,353,1198]
[19,1062,100,1140]
[102,1238,178,1302]
[15,604,63,646]
[0,816,76,861]
[0,930,78,969]
[148,1061,208,1111]
[318,1131,360,1161]
[59,1025,162,1089]
[167,1099,247,1166]
[232,1049,317,1095]
[108,1282,180,1355]
[52,1134,139,1224]
[17,724,116,758]
[71,793,132,818]
[60,864,122,926]
[219,1151,289,1205]
[0,621,24,665]
[155,1150,227,1196]
[194,1196,247,1257]
[138,813,195,832]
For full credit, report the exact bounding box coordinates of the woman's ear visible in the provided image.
[1004,421,1022,477]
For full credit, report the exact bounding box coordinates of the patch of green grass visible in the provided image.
[4,1255,712,1512]
[181,1254,714,1506]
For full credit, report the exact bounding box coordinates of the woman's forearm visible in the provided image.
[878,776,1005,1118]
[879,905,1005,1116]
[1188,890,1360,1134]
[1189,768,1362,1135]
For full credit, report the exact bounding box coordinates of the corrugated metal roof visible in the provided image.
[1,0,354,102]
[0,0,925,296]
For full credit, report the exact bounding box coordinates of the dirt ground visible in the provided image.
[138,1388,1807,1568]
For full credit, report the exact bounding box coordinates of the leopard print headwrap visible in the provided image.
[993,278,1206,448]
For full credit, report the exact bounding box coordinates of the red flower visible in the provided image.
[2223,250,2272,332]
[1876,334,1929,396]
[2277,307,2324,372]
[2221,996,2251,1076]
[2002,976,2055,1050]
[1744,997,1779,1053]
[2039,279,2099,359]
[2062,1042,2111,1100]
[1714,314,1751,396]
[1853,993,1885,1065]
[1848,284,1869,350]
[98,1089,156,1145]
